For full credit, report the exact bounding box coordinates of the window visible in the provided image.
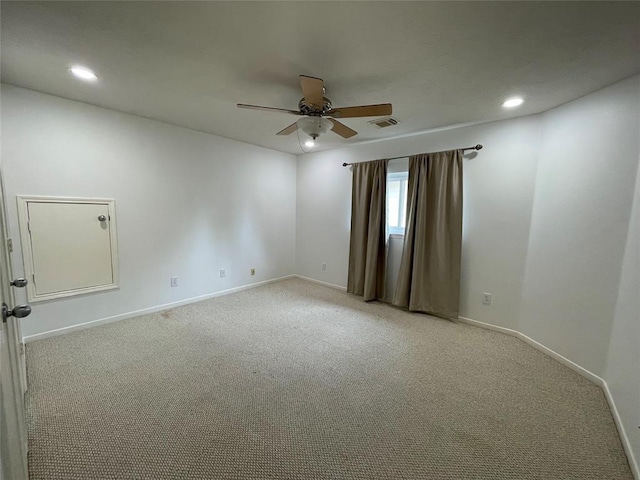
[387,171,408,235]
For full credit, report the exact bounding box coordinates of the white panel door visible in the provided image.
[28,202,114,295]
[0,174,29,479]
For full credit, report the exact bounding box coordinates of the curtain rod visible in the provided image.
[341,144,483,167]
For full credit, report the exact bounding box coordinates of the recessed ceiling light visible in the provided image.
[69,66,98,81]
[502,97,524,108]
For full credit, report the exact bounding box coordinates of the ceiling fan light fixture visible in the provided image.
[297,117,333,139]
[304,139,316,148]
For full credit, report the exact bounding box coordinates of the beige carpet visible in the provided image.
[26,278,632,479]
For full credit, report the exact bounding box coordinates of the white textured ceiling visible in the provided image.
[2,2,639,154]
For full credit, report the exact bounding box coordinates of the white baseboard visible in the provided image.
[602,381,640,479]
[457,315,638,479]
[293,274,347,291]
[458,316,602,385]
[23,275,296,343]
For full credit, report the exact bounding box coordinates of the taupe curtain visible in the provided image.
[393,150,463,319]
[347,159,387,301]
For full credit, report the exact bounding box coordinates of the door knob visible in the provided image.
[10,278,28,288]
[2,303,32,323]
[98,215,107,222]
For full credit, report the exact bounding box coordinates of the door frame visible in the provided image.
[0,169,29,479]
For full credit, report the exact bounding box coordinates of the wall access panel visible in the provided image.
[17,196,119,302]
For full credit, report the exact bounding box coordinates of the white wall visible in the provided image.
[519,75,640,376]
[296,116,541,330]
[1,85,297,337]
[604,149,640,473]
[296,75,640,470]
[518,75,640,473]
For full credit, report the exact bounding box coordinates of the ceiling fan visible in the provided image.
[237,75,392,145]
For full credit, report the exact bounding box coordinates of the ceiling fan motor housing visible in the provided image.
[298,97,333,115]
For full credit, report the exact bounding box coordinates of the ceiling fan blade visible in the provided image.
[327,103,392,118]
[276,122,298,136]
[299,75,324,111]
[330,119,357,138]
[237,104,301,115]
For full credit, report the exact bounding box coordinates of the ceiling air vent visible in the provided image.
[368,117,399,128]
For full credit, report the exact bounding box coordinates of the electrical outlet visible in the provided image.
[322,262,327,271]
[250,268,256,276]
[170,276,178,287]
[482,292,492,306]
[219,268,226,278]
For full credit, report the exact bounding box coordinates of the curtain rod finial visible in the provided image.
[475,144,483,150]
[342,162,349,167]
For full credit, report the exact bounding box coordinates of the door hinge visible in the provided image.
[32,274,36,286]
[6,238,13,253]
[20,343,25,356]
